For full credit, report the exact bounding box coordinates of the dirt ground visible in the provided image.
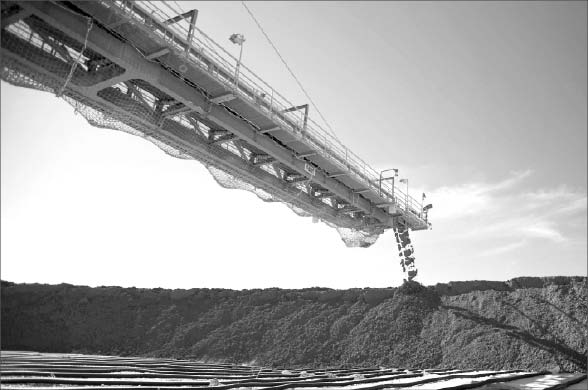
[1,277,586,372]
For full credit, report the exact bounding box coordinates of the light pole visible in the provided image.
[229,33,245,90]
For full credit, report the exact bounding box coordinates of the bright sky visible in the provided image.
[1,1,586,289]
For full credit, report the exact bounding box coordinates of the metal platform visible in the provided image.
[0,1,431,239]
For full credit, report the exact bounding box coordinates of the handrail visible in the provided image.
[104,0,428,226]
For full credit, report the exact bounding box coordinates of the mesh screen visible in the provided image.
[206,166,276,203]
[336,228,381,248]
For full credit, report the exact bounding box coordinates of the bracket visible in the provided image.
[282,104,309,130]
[164,9,198,55]
[210,93,236,104]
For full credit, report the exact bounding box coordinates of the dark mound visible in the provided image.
[1,277,586,371]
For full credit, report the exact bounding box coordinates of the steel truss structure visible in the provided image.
[1,1,431,247]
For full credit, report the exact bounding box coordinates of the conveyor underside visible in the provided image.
[0,0,430,247]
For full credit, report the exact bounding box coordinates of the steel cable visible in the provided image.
[240,1,341,142]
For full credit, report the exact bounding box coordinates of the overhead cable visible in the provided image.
[240,1,340,142]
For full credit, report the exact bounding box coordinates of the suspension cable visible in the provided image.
[172,1,184,13]
[240,1,341,142]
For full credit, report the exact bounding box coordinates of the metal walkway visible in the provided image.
[0,1,431,242]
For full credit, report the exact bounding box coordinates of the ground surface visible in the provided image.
[1,277,586,372]
[1,351,586,390]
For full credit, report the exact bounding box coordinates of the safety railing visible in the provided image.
[103,0,427,225]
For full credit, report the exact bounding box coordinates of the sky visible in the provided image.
[1,1,586,290]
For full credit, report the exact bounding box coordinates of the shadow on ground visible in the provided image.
[444,304,587,371]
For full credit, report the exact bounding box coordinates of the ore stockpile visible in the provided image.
[1,351,586,390]
[2,278,586,372]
